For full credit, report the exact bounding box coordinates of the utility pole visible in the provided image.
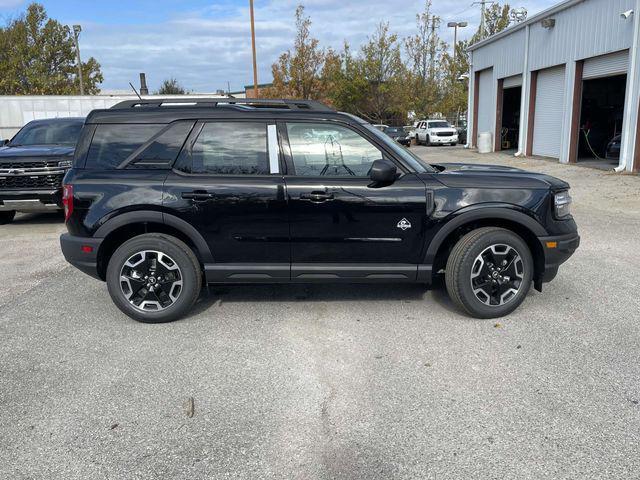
[72,25,84,95]
[472,0,495,39]
[249,0,259,98]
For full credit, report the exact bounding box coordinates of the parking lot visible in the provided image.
[1,146,639,479]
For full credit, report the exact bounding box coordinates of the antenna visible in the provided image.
[511,7,528,23]
[129,82,142,101]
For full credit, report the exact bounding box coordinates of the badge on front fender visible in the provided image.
[397,218,411,230]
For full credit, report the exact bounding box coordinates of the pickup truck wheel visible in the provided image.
[445,227,533,319]
[106,233,202,323]
[0,211,16,224]
[426,135,432,146]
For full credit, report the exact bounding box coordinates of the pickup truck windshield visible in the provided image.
[10,121,83,147]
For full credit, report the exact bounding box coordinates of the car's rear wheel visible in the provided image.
[106,233,202,323]
[445,227,533,319]
[0,211,16,224]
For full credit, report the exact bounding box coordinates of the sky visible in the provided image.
[0,0,559,93]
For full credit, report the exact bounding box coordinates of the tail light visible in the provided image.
[62,184,74,222]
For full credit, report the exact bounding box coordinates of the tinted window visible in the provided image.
[87,124,163,169]
[428,121,450,128]
[188,122,268,175]
[10,120,83,146]
[384,127,406,135]
[287,123,383,177]
[129,121,194,169]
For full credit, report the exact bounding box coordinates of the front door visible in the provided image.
[164,120,290,282]
[281,121,429,282]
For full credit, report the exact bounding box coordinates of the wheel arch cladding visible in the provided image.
[428,208,546,287]
[94,211,213,280]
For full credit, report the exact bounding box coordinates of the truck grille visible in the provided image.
[436,132,455,137]
[0,159,62,169]
[0,173,63,190]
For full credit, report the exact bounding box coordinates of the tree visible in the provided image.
[471,2,513,43]
[357,22,410,122]
[266,5,326,99]
[404,0,446,118]
[156,78,187,95]
[0,3,103,94]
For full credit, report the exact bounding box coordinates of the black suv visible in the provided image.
[0,117,85,224]
[60,98,579,323]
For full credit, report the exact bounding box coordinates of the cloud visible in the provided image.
[76,0,559,93]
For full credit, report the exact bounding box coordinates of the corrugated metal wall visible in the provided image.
[0,96,136,139]
[477,69,494,137]
[472,29,526,78]
[528,0,635,71]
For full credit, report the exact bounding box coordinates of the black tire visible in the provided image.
[415,135,421,146]
[445,227,533,319]
[0,211,16,224]
[426,135,432,146]
[106,233,202,323]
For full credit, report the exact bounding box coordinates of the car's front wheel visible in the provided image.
[445,227,533,319]
[426,135,432,146]
[0,211,16,224]
[106,233,202,323]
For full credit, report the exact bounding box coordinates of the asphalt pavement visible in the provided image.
[1,147,639,479]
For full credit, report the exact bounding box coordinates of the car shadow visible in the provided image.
[13,212,64,225]
[188,282,439,318]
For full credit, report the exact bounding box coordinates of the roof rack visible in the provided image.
[110,97,334,112]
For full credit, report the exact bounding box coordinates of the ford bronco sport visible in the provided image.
[60,98,579,323]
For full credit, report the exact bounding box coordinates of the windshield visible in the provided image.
[384,127,406,135]
[10,120,84,146]
[361,123,435,173]
[429,121,450,129]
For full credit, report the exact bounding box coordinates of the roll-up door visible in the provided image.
[532,65,566,158]
[583,50,629,79]
[477,68,494,137]
[503,75,522,89]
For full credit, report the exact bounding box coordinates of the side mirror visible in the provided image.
[369,159,397,184]
[1,139,8,146]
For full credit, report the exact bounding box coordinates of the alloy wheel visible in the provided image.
[470,244,524,306]
[119,250,183,311]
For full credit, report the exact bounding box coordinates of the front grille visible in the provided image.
[0,173,63,190]
[0,159,62,169]
[436,132,455,137]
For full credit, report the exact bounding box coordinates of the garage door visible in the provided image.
[477,68,494,138]
[503,74,522,88]
[583,50,629,79]
[533,65,566,158]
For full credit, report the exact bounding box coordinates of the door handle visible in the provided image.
[300,191,334,203]
[182,190,214,202]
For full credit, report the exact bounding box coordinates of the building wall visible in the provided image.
[0,95,139,139]
[468,0,640,172]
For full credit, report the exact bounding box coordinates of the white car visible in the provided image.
[415,120,459,146]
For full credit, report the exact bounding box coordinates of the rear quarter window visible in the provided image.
[86,124,163,169]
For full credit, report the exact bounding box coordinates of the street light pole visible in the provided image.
[72,25,84,96]
[249,0,259,98]
[447,21,468,62]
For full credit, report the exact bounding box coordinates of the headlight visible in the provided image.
[554,191,572,218]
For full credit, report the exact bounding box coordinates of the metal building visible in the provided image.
[467,0,640,173]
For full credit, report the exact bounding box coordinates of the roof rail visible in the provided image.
[110,97,334,112]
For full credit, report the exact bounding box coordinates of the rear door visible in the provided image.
[281,121,429,282]
[163,120,290,282]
